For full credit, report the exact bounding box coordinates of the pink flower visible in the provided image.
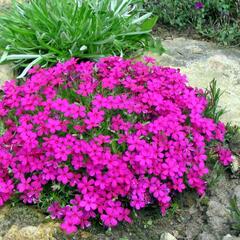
[0,56,233,234]
[84,109,105,129]
[46,119,62,133]
[217,146,233,166]
[57,167,73,184]
[195,1,204,9]
[48,202,64,219]
[101,209,118,227]
[77,177,94,194]
[17,177,31,192]
[61,221,78,235]
[79,193,98,211]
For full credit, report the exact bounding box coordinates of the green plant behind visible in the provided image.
[145,0,240,46]
[204,79,225,123]
[0,0,162,77]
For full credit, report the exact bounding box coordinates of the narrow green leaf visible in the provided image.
[0,51,9,63]
[132,13,152,24]
[4,54,42,60]
[17,55,43,79]
[92,36,115,45]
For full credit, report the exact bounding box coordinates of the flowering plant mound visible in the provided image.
[0,56,232,234]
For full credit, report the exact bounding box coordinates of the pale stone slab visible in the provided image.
[0,64,14,87]
[146,37,240,125]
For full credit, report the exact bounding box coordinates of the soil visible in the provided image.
[153,25,203,42]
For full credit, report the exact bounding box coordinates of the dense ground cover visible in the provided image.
[145,0,240,46]
[0,56,233,234]
[0,1,239,238]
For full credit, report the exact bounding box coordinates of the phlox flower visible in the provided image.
[17,177,31,192]
[217,146,233,166]
[77,177,94,194]
[48,202,65,219]
[79,193,98,211]
[57,167,74,184]
[0,56,233,234]
[195,1,204,9]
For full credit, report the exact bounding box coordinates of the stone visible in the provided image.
[0,65,14,87]
[3,223,60,240]
[160,232,177,240]
[185,215,204,239]
[0,0,23,6]
[0,0,11,5]
[172,230,179,238]
[198,232,216,240]
[0,206,10,221]
[207,200,231,236]
[145,37,240,125]
[0,204,57,238]
[185,45,203,54]
[222,234,240,240]
[231,156,240,173]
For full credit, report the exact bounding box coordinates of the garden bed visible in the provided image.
[0,1,239,240]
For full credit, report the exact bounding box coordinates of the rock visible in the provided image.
[171,230,179,238]
[0,206,9,221]
[160,232,177,240]
[185,214,204,239]
[200,177,240,239]
[0,0,11,5]
[207,200,231,236]
[198,232,216,240]
[0,0,23,6]
[3,223,60,240]
[0,65,14,87]
[222,234,240,240]
[145,37,240,125]
[0,205,62,240]
[231,156,240,173]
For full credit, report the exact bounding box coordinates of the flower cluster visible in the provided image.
[195,1,204,10]
[0,56,232,234]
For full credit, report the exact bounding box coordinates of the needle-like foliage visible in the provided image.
[0,0,162,77]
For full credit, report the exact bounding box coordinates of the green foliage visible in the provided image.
[0,121,5,136]
[145,0,194,28]
[204,79,225,123]
[0,0,162,77]
[145,0,240,46]
[206,153,225,188]
[37,183,74,212]
[229,196,240,233]
[203,79,230,186]
[225,124,240,156]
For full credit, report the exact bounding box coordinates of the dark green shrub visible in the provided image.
[145,0,240,46]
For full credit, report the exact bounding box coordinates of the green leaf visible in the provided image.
[132,13,152,24]
[3,54,42,60]
[140,16,158,31]
[0,50,9,63]
[0,0,161,69]
[92,35,115,45]
[17,55,43,78]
